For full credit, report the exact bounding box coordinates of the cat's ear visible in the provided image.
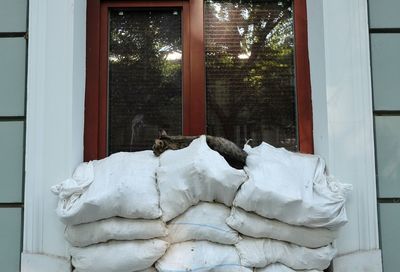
[159,129,168,138]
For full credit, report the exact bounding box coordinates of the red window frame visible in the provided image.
[84,0,313,161]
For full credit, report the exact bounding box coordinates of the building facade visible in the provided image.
[0,0,398,271]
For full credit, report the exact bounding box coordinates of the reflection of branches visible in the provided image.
[245,6,291,69]
[206,0,295,142]
[108,9,183,152]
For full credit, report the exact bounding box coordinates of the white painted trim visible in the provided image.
[333,250,382,272]
[23,0,47,254]
[306,0,381,265]
[23,0,86,269]
[21,253,71,272]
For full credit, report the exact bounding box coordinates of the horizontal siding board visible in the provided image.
[0,38,26,116]
[0,121,24,203]
[369,0,400,29]
[0,208,22,271]
[375,116,400,198]
[0,0,27,32]
[379,203,400,271]
[370,34,400,110]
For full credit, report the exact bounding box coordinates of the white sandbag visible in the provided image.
[65,217,167,247]
[166,202,240,245]
[226,208,336,248]
[75,268,157,272]
[234,143,352,229]
[138,268,157,272]
[156,241,252,272]
[157,136,248,221]
[70,239,168,272]
[235,237,336,270]
[255,263,322,272]
[52,151,161,225]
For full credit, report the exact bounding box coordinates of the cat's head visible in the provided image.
[152,129,171,156]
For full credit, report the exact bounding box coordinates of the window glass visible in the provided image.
[108,9,183,153]
[205,0,297,150]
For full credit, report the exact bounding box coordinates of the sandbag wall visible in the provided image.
[52,135,352,272]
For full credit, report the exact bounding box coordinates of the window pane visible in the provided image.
[205,0,297,150]
[108,9,183,153]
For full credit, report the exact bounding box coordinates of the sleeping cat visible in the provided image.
[152,130,248,169]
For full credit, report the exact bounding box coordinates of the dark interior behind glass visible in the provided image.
[108,9,182,154]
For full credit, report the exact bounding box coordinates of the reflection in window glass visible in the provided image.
[205,0,297,150]
[108,9,182,154]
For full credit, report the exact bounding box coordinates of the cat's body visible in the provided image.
[153,131,248,169]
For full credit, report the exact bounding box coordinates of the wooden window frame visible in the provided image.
[84,0,313,161]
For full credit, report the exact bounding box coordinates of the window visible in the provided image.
[85,0,312,161]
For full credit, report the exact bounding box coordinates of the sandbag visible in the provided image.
[157,136,248,221]
[156,241,252,272]
[75,268,157,272]
[166,202,240,245]
[138,268,157,272]
[255,263,322,272]
[234,143,352,229]
[70,239,168,272]
[65,217,167,247]
[52,151,161,225]
[226,208,336,248]
[235,237,336,270]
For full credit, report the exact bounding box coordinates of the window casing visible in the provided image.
[84,0,313,161]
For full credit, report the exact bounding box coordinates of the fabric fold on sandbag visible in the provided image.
[235,237,336,270]
[51,161,95,210]
[157,136,248,221]
[138,268,157,272]
[156,241,252,272]
[226,207,336,248]
[234,142,352,229]
[255,263,322,272]
[52,151,162,225]
[165,202,240,245]
[74,268,158,272]
[70,239,168,272]
[65,217,167,247]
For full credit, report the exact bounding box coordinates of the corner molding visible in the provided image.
[333,250,382,272]
[23,0,48,254]
[23,0,86,269]
[21,253,71,272]
[307,0,381,261]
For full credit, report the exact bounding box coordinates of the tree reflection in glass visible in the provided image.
[205,0,297,150]
[108,9,182,154]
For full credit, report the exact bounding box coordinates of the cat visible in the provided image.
[152,130,248,169]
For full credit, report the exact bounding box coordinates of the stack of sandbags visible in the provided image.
[52,136,352,272]
[51,151,168,272]
[155,136,250,271]
[227,142,352,271]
